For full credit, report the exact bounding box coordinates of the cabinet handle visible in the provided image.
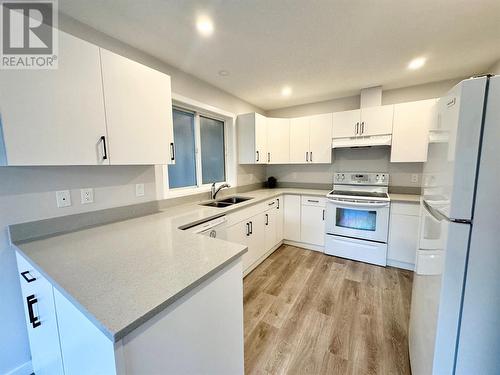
[361,122,365,135]
[246,222,250,236]
[322,209,325,221]
[249,221,253,234]
[26,294,41,328]
[268,201,275,206]
[21,271,36,283]
[170,142,175,161]
[308,199,319,203]
[306,151,308,162]
[355,122,359,135]
[256,151,260,162]
[310,151,313,162]
[100,136,108,160]
[277,198,280,209]
[265,213,269,226]
[267,152,270,163]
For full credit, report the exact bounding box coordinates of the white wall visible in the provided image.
[0,14,266,374]
[489,59,500,74]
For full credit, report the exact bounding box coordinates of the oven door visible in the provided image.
[325,199,390,243]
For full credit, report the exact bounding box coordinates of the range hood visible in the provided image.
[332,86,392,149]
[332,134,392,148]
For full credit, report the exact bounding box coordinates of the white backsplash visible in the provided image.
[266,146,423,187]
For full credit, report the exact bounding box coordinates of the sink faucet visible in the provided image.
[211,182,231,200]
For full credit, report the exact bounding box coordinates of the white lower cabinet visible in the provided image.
[16,253,244,375]
[15,253,64,375]
[388,201,420,270]
[300,196,326,248]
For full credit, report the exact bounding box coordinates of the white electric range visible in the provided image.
[324,172,390,266]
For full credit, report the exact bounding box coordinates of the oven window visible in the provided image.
[336,208,377,231]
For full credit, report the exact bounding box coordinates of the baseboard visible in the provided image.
[387,259,415,271]
[6,360,32,375]
[283,240,324,253]
[243,241,283,277]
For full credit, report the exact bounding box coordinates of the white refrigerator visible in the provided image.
[409,75,500,375]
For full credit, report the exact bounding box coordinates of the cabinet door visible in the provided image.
[309,113,333,163]
[0,31,108,165]
[249,213,266,265]
[391,99,436,162]
[15,253,64,375]
[300,205,326,246]
[267,118,290,164]
[332,109,360,138]
[360,105,394,136]
[264,208,277,251]
[100,49,173,165]
[284,195,301,241]
[276,197,284,244]
[254,113,268,164]
[388,211,419,267]
[289,117,310,163]
[226,221,252,270]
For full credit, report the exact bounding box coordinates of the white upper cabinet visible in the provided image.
[308,113,333,163]
[332,109,360,138]
[100,49,174,165]
[0,30,108,166]
[391,99,437,162]
[359,105,394,136]
[237,112,267,164]
[289,114,332,164]
[267,117,290,164]
[289,116,310,163]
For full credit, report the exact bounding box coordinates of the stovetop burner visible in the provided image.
[328,190,389,199]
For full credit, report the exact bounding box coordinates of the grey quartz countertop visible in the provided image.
[388,193,421,203]
[12,187,329,342]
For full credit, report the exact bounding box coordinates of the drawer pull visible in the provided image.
[21,271,36,283]
[307,199,319,203]
[268,201,275,206]
[26,294,41,328]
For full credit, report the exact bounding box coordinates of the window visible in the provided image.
[168,108,226,189]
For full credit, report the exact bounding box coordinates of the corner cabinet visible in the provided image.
[237,112,268,164]
[0,30,174,166]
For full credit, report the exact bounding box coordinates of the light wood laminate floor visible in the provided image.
[243,245,413,375]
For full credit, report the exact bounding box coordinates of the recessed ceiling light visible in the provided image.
[218,70,229,76]
[281,86,292,97]
[196,15,214,37]
[408,57,426,70]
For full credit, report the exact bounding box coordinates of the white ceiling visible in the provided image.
[60,0,500,110]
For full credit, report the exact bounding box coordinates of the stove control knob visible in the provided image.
[341,174,345,181]
[375,174,380,181]
[381,175,386,181]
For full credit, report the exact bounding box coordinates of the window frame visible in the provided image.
[156,94,236,199]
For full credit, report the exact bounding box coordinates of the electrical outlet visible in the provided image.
[56,190,71,208]
[135,183,145,197]
[80,188,94,204]
[411,174,419,184]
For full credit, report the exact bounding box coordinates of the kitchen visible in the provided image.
[1,1,500,375]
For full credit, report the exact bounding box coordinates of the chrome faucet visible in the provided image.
[211,182,231,200]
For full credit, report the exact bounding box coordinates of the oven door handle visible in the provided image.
[328,199,390,208]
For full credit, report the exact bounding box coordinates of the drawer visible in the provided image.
[391,202,420,216]
[301,195,326,207]
[226,196,281,226]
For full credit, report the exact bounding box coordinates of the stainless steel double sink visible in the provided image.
[201,196,252,208]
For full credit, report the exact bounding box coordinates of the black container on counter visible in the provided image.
[267,176,277,188]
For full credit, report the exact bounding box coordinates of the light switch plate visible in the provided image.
[80,188,94,204]
[56,190,71,208]
[135,183,145,197]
